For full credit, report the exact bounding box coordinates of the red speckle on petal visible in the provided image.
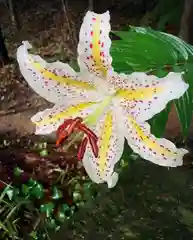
[44,81,49,86]
[87,56,90,60]
[92,17,96,21]
[100,52,104,57]
[90,31,93,36]
[90,43,93,48]
[101,42,104,47]
[98,40,100,44]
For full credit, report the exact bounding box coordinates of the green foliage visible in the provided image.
[152,0,184,31]
[111,27,193,138]
[0,165,99,239]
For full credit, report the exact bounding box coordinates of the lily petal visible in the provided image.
[82,109,124,188]
[78,11,112,78]
[31,100,100,135]
[124,114,188,167]
[109,71,189,122]
[17,41,98,103]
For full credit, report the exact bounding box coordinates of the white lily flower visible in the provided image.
[16,11,189,188]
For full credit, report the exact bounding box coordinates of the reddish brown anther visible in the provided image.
[56,117,99,161]
[77,137,88,161]
[88,136,99,158]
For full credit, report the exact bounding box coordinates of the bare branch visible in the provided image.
[179,0,193,44]
[60,0,78,53]
[7,0,20,31]
[88,0,94,11]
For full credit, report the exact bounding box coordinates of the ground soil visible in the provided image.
[0,0,193,239]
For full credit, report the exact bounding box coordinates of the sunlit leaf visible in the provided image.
[30,183,44,199]
[40,202,55,218]
[72,192,82,202]
[29,231,38,239]
[0,185,13,202]
[46,218,57,229]
[13,167,24,177]
[6,189,14,201]
[172,63,193,137]
[111,27,193,137]
[52,187,62,200]
[21,184,30,196]
[149,103,172,137]
[39,149,48,157]
[28,178,38,187]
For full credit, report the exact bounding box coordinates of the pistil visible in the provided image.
[56,117,99,160]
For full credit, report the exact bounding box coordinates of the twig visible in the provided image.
[88,0,94,11]
[7,0,20,31]
[60,0,78,53]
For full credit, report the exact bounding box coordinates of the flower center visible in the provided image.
[56,95,114,160]
[92,75,116,96]
[84,95,114,126]
[56,117,99,161]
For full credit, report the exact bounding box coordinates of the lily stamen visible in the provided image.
[88,136,99,158]
[56,117,99,160]
[77,137,88,161]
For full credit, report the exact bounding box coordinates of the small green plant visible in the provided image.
[0,163,99,239]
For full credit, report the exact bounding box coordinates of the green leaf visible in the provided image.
[83,182,92,190]
[21,184,30,196]
[73,192,82,202]
[56,204,74,222]
[57,210,66,222]
[111,29,178,73]
[28,178,38,187]
[29,231,38,239]
[0,185,13,202]
[40,202,55,218]
[46,218,57,229]
[62,204,74,218]
[39,149,48,157]
[111,27,193,137]
[30,183,44,199]
[6,188,14,201]
[13,167,24,177]
[52,186,62,200]
[174,64,193,137]
[0,221,8,232]
[149,103,172,137]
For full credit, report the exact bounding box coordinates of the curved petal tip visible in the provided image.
[107,172,119,188]
[21,41,32,49]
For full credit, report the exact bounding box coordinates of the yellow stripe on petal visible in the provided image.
[116,86,164,100]
[92,16,101,66]
[31,61,95,90]
[78,11,112,77]
[128,116,176,157]
[91,16,107,76]
[35,102,97,126]
[98,111,113,173]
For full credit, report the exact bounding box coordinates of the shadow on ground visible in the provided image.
[54,159,193,240]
